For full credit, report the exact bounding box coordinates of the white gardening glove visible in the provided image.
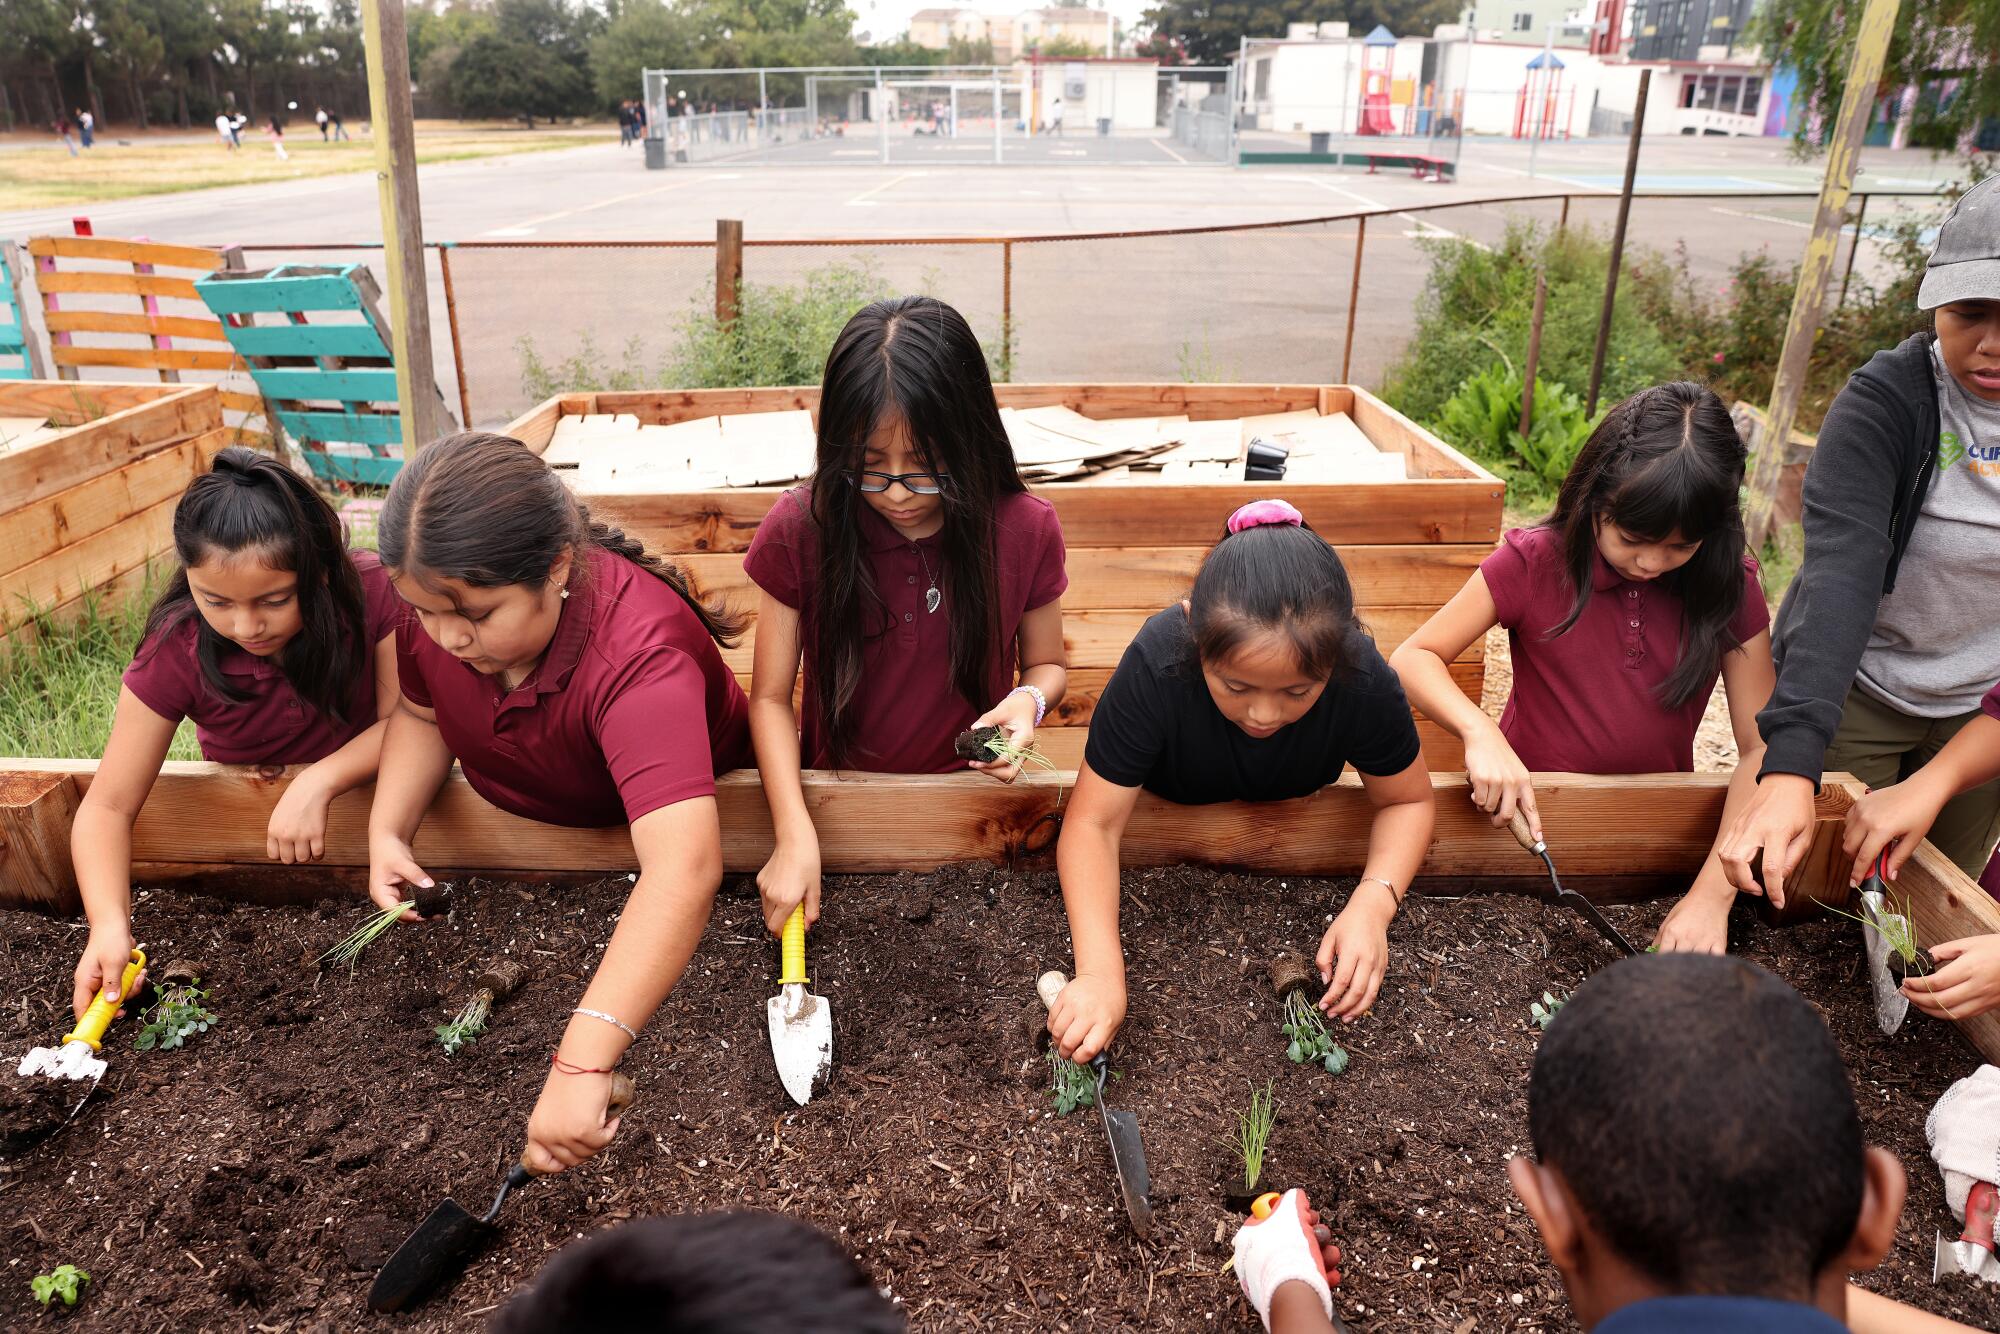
[1232,1188,1338,1329]
[1927,1064,2000,1223]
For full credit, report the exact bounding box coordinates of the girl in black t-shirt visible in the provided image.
[1046,500,1437,1063]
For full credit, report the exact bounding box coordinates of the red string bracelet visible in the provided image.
[550,1054,615,1075]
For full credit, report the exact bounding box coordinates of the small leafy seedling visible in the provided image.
[1823,893,1955,1014]
[1230,1080,1278,1193]
[31,1264,89,1309]
[1529,990,1568,1030]
[135,984,215,1052]
[1281,989,1350,1076]
[1047,1050,1098,1115]
[954,726,1057,772]
[435,993,492,1056]
[320,884,450,972]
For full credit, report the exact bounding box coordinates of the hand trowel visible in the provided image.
[1037,970,1153,1240]
[368,1071,635,1312]
[767,905,832,1106]
[1935,1181,2000,1287]
[1508,809,1640,956]
[10,948,146,1153]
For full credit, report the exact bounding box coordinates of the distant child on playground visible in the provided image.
[744,296,1069,938]
[1046,500,1435,1063]
[1391,382,1774,956]
[69,448,402,1024]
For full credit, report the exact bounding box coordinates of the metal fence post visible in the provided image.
[436,241,473,428]
[1838,192,1870,310]
[1341,214,1367,383]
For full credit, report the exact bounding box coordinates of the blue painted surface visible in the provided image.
[227,324,389,359]
[0,248,31,380]
[275,409,403,447]
[249,366,402,401]
[301,450,405,486]
[195,267,366,314]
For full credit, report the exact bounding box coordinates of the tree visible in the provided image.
[1750,0,2000,151]
[1030,34,1099,56]
[1138,0,1454,64]
[448,32,591,122]
[592,0,705,104]
[946,33,996,62]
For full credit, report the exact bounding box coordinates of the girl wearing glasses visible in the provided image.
[743,296,1070,938]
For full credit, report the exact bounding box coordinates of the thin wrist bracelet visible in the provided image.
[573,1007,640,1042]
[1008,683,1048,727]
[1357,875,1404,912]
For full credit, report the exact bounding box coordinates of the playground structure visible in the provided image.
[1515,49,1574,142]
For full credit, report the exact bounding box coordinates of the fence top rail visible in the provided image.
[218,187,1946,256]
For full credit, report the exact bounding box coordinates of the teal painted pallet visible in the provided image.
[0,245,33,380]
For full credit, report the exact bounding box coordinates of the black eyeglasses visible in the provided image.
[850,470,949,495]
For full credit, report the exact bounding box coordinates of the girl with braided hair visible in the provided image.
[370,431,752,1174]
[1391,382,1775,955]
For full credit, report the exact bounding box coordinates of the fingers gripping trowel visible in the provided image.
[1037,970,1153,1240]
[13,949,146,1148]
[1507,810,1640,957]
[767,905,831,1106]
[1935,1181,2000,1286]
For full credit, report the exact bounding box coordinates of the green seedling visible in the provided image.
[31,1264,89,1309]
[954,725,1058,772]
[1530,990,1568,1030]
[435,993,492,1056]
[1823,894,1956,1017]
[1047,1050,1098,1116]
[319,884,450,972]
[135,984,215,1052]
[1230,1080,1278,1193]
[1281,989,1350,1076]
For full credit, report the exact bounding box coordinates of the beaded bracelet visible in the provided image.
[1008,684,1048,727]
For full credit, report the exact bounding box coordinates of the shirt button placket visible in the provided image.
[1624,587,1644,664]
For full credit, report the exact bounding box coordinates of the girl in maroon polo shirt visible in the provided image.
[1391,383,1776,956]
[744,296,1069,938]
[370,433,751,1175]
[70,448,402,1022]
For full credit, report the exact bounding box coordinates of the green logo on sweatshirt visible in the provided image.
[1938,431,1966,472]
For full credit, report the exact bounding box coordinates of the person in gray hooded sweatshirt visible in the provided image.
[1719,175,2000,910]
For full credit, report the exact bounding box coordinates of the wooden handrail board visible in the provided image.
[42,311,233,342]
[0,387,221,512]
[52,346,244,373]
[27,236,227,273]
[1,494,179,634]
[0,435,222,576]
[35,270,205,302]
[680,542,1492,613]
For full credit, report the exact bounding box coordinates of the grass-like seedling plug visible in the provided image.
[1281,989,1350,1076]
[1230,1080,1278,1193]
[1823,893,1954,1015]
[953,725,1058,772]
[319,884,452,972]
[435,993,492,1056]
[1530,990,1568,1030]
[1047,1050,1098,1115]
[31,1264,89,1309]
[135,984,215,1052]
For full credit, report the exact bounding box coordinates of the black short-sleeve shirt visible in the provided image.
[1084,606,1422,805]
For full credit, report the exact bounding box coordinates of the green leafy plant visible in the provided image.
[435,993,493,1056]
[1230,1080,1278,1193]
[1281,989,1349,1076]
[31,1264,89,1309]
[1047,1050,1098,1116]
[135,984,215,1052]
[1530,990,1569,1030]
[1436,362,1603,492]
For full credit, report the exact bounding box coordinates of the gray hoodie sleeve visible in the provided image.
[1756,355,1918,784]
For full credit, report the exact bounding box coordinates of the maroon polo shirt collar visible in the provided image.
[1590,548,1629,593]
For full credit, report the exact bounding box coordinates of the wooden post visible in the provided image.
[0,772,81,913]
[1341,214,1367,384]
[1,239,49,378]
[1521,271,1548,437]
[358,0,447,457]
[437,242,474,428]
[1745,0,1901,549]
[1585,68,1648,416]
[1001,238,1015,381]
[716,218,743,330]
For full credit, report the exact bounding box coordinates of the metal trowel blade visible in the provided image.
[12,1041,108,1147]
[368,1197,496,1313]
[766,983,832,1107]
[1934,1233,2000,1286]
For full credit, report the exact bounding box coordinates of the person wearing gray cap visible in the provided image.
[1718,174,2000,913]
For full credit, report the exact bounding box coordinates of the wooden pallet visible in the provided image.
[0,241,45,381]
[26,235,271,448]
[195,264,455,487]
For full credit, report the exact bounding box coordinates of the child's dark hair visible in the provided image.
[807,296,1024,765]
[489,1210,904,1333]
[1528,954,1864,1301]
[378,432,741,645]
[1187,515,1361,681]
[1544,382,1748,708]
[140,446,366,724]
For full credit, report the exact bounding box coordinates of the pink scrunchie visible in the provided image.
[1226,498,1304,535]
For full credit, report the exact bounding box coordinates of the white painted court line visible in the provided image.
[476,175,723,236]
[1149,137,1190,165]
[832,149,877,157]
[846,171,925,206]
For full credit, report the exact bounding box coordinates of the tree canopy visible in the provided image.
[1134,0,1458,64]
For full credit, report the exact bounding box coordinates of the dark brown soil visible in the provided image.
[1,868,1996,1333]
[0,1068,79,1156]
[954,726,1004,761]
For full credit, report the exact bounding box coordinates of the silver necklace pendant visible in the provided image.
[925,586,942,614]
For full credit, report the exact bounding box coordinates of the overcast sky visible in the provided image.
[847,0,1154,47]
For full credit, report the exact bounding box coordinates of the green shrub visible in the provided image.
[1436,363,1603,499]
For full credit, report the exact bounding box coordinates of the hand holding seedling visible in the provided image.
[1842,775,1950,888]
[756,834,823,935]
[1048,972,1125,1063]
[1717,773,1817,909]
[72,925,146,1024]
[963,690,1041,783]
[367,834,434,922]
[1905,935,2000,1021]
[1232,1188,1342,1329]
[1315,897,1391,1022]
[266,767,335,864]
[1463,728,1541,840]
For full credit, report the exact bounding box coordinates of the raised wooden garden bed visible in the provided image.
[0,380,227,651]
[504,383,1505,771]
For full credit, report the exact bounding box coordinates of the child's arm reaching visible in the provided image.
[1845,712,2000,886]
[69,687,178,1020]
[266,632,399,864]
[1049,761,1141,1062]
[1389,572,1540,838]
[747,591,821,934]
[965,598,1069,783]
[1319,756,1434,1021]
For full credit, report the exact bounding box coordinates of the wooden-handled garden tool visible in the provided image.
[767,905,832,1106]
[1507,810,1640,957]
[10,948,146,1151]
[367,1072,636,1313]
[1934,1181,2000,1286]
[1037,970,1153,1240]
